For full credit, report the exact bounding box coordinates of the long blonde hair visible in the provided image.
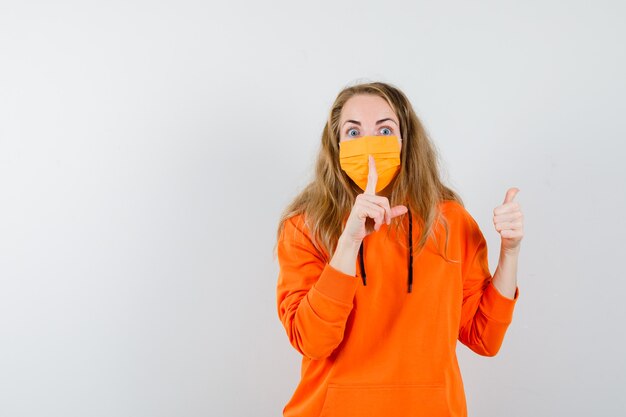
[273,81,464,262]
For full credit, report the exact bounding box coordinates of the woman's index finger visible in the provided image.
[364,154,378,195]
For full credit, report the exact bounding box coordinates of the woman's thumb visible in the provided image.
[390,205,408,218]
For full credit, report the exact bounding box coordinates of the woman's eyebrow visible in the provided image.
[376,118,398,126]
[342,118,398,127]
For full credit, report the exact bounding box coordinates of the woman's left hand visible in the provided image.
[493,187,524,253]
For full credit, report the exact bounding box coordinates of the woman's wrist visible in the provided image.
[329,234,362,276]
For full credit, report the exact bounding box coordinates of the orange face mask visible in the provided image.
[339,135,401,193]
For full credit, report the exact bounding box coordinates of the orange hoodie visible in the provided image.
[276,200,520,417]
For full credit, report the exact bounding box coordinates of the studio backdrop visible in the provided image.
[0,1,625,416]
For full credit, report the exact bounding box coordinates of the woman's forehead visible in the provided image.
[340,94,397,122]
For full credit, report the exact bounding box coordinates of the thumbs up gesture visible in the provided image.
[493,187,524,253]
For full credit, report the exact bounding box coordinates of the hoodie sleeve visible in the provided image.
[457,212,520,357]
[276,215,360,360]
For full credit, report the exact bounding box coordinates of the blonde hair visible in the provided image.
[273,81,464,263]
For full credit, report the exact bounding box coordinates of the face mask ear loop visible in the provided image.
[408,210,413,293]
[359,242,366,286]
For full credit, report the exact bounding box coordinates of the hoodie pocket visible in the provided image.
[319,382,449,417]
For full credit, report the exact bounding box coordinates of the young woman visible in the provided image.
[274,81,522,417]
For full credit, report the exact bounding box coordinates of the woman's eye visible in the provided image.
[380,127,392,135]
[347,128,359,137]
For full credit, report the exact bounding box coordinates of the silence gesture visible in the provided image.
[341,155,408,243]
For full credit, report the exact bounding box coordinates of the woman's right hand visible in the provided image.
[342,155,408,243]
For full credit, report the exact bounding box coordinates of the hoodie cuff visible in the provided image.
[480,280,519,323]
[313,263,360,305]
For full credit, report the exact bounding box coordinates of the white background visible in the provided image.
[1,1,625,416]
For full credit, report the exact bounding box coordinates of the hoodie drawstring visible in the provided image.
[358,240,367,286]
[407,210,413,293]
[358,211,414,293]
